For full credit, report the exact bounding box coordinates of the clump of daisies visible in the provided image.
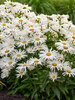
[0,1,75,84]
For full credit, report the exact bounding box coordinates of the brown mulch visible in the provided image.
[0,90,26,100]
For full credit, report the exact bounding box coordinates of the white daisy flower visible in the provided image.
[49,72,58,82]
[62,61,70,68]
[14,34,24,40]
[47,60,63,70]
[35,44,48,51]
[0,57,16,68]
[16,38,29,48]
[55,41,69,47]
[1,23,7,28]
[0,32,5,39]
[16,67,26,78]
[32,36,46,45]
[63,66,75,77]
[18,61,29,69]
[0,46,14,56]
[72,40,75,46]
[70,35,75,41]
[29,58,42,65]
[39,49,57,60]
[14,30,28,40]
[1,71,9,79]
[12,50,26,60]
[18,63,28,68]
[55,41,73,52]
[57,53,64,60]
[1,38,15,48]
[2,66,11,72]
[28,65,35,70]
[26,47,35,53]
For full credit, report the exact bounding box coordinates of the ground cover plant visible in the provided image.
[0,1,75,100]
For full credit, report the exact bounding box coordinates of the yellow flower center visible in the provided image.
[16,24,19,26]
[22,41,27,44]
[34,60,39,63]
[10,30,14,32]
[4,73,7,77]
[65,22,68,24]
[23,64,27,67]
[48,21,51,23]
[6,68,10,70]
[17,54,21,57]
[30,29,34,31]
[20,72,23,75]
[72,36,75,39]
[7,26,9,28]
[29,50,32,53]
[52,75,56,79]
[18,35,22,37]
[58,56,62,59]
[6,14,9,16]
[52,63,57,66]
[2,24,6,26]
[37,18,40,20]
[72,42,75,44]
[38,46,42,49]
[63,46,68,49]
[9,44,13,47]
[5,50,9,53]
[19,19,23,22]
[8,61,12,65]
[29,25,33,27]
[46,52,51,56]
[67,70,71,73]
[62,42,66,45]
[35,38,40,41]
[0,33,2,35]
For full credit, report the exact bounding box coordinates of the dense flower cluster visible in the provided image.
[0,1,75,82]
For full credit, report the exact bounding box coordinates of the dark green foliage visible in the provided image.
[1,65,75,100]
[25,0,56,15]
[0,0,4,4]
[53,0,75,24]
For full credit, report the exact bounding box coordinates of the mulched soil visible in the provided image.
[0,90,26,100]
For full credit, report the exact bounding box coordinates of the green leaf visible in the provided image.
[65,95,70,100]
[59,85,68,96]
[46,86,50,96]
[52,87,61,100]
[72,90,75,100]
[8,90,17,95]
[24,93,30,98]
[34,93,38,100]
[31,87,38,99]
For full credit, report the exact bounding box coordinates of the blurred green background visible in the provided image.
[0,0,75,24]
